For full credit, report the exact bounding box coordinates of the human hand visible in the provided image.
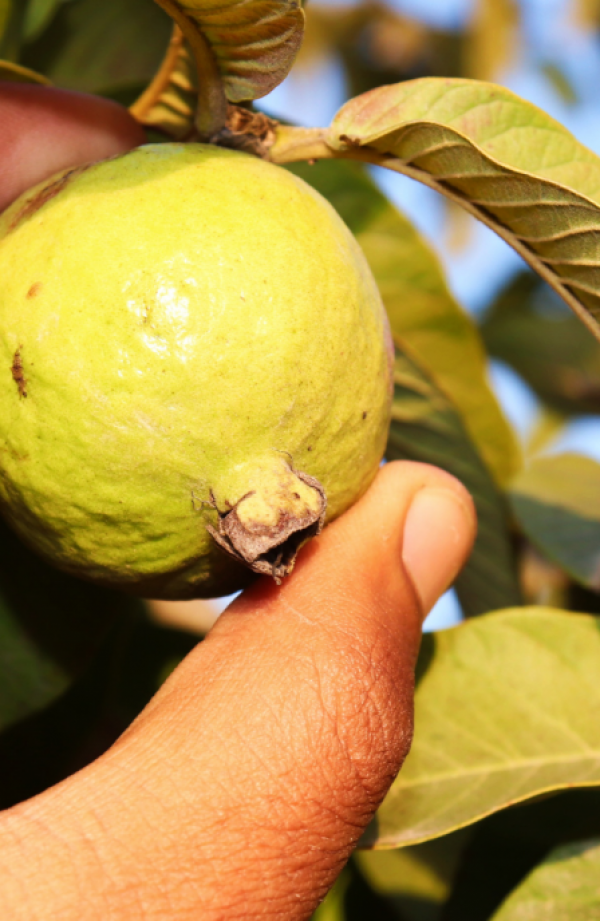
[0,84,477,921]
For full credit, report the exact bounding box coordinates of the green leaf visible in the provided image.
[0,515,141,734]
[23,0,72,42]
[289,159,520,486]
[364,608,600,847]
[443,788,600,921]
[155,0,303,103]
[388,347,521,616]
[22,0,173,97]
[325,78,600,342]
[509,453,600,591]
[465,0,521,83]
[0,603,199,809]
[355,831,471,920]
[311,870,350,921]
[150,0,303,136]
[492,838,600,921]
[0,59,50,83]
[482,272,600,416]
[0,0,10,44]
[0,0,26,60]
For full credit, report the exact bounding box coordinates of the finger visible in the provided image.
[0,462,476,920]
[0,84,146,211]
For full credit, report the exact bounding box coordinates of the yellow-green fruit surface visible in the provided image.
[0,144,392,598]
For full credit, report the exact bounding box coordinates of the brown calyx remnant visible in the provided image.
[8,165,90,233]
[207,471,327,584]
[11,347,27,398]
[210,104,278,158]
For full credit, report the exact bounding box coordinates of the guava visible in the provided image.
[0,143,392,599]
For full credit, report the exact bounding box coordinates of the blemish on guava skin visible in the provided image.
[8,165,90,232]
[362,411,368,420]
[26,282,42,299]
[0,444,28,463]
[11,347,27,398]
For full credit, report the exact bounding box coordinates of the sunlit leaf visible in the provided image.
[541,62,579,105]
[356,830,470,919]
[510,453,600,590]
[22,0,172,97]
[0,59,50,83]
[482,272,600,416]
[572,0,600,29]
[130,25,197,139]
[388,347,521,616]
[311,870,350,921]
[289,159,520,485]
[0,514,142,734]
[364,608,600,847]
[466,0,521,82]
[325,78,600,341]
[492,838,600,921]
[157,0,304,113]
[525,409,568,460]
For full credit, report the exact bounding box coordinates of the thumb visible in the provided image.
[0,461,476,920]
[0,83,146,212]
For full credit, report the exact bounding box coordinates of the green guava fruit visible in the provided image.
[0,143,392,599]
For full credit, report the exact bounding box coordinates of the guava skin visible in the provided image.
[0,144,392,599]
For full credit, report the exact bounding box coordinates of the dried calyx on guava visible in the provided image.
[0,143,392,599]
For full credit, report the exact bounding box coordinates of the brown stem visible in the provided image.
[151,0,227,139]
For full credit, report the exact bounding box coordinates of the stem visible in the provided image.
[269,125,336,164]
[152,0,227,139]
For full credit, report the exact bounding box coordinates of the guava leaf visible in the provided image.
[288,159,520,485]
[364,608,600,848]
[153,0,303,104]
[355,831,470,908]
[0,0,26,60]
[482,272,600,417]
[0,0,10,45]
[466,0,520,83]
[0,604,200,809]
[311,869,350,921]
[323,78,600,341]
[21,0,172,98]
[0,515,142,734]
[443,789,600,921]
[129,25,197,139]
[0,59,50,83]
[23,0,71,42]
[509,453,600,590]
[388,347,521,616]
[491,838,600,921]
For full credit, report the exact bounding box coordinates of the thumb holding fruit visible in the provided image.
[0,86,476,921]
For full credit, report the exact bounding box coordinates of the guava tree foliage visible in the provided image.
[1,0,600,918]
